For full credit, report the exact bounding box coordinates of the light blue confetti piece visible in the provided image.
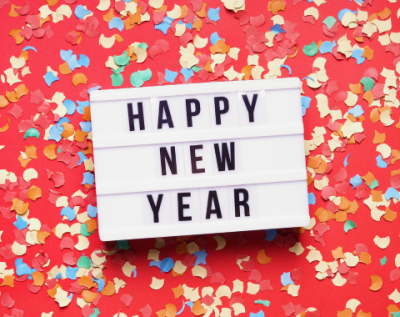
[186,22,193,30]
[77,151,87,165]
[14,216,28,230]
[80,121,92,132]
[271,24,286,34]
[385,187,399,201]
[117,240,130,250]
[281,272,294,286]
[250,311,265,317]
[186,301,194,310]
[78,54,90,67]
[155,21,171,34]
[88,86,101,94]
[350,174,362,189]
[376,155,388,168]
[302,106,306,117]
[165,69,178,83]
[61,206,76,221]
[265,229,277,241]
[344,153,351,167]
[67,294,73,300]
[75,5,91,19]
[208,7,220,22]
[149,260,161,269]
[82,172,95,186]
[63,99,76,115]
[280,65,292,75]
[319,41,335,54]
[44,72,59,87]
[338,9,356,21]
[164,17,174,24]
[133,269,137,278]
[210,32,222,45]
[348,105,364,118]
[308,192,316,205]
[306,0,312,2]
[55,273,63,280]
[193,250,208,266]
[67,54,81,72]
[109,17,124,32]
[77,101,90,114]
[49,125,63,142]
[23,46,37,52]
[176,300,185,316]
[301,96,311,109]
[302,76,314,82]
[66,266,79,280]
[351,49,365,65]
[60,49,73,61]
[94,278,105,292]
[56,117,70,130]
[16,259,33,276]
[180,68,194,82]
[87,204,98,218]
[160,257,174,273]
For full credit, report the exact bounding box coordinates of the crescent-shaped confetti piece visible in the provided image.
[72,73,88,86]
[369,275,383,291]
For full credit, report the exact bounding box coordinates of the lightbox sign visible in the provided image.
[90,78,310,241]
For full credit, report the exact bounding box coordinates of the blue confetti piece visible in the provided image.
[149,260,161,269]
[180,68,194,82]
[80,121,92,132]
[61,206,76,221]
[186,22,193,30]
[60,49,73,61]
[75,5,91,19]
[16,259,33,276]
[77,151,87,165]
[302,76,314,82]
[193,250,208,266]
[186,301,194,310]
[207,7,220,22]
[88,86,101,94]
[109,17,125,32]
[164,17,174,24]
[67,293,73,300]
[348,105,364,118]
[44,72,59,87]
[23,46,37,52]
[165,69,178,83]
[308,192,316,205]
[55,273,63,280]
[281,272,294,286]
[78,54,90,67]
[302,106,307,117]
[301,96,311,109]
[160,257,174,273]
[66,266,79,280]
[376,154,388,168]
[56,117,70,130]
[319,41,335,54]
[265,229,277,241]
[77,101,90,114]
[14,216,28,230]
[385,187,399,201]
[306,0,312,2]
[155,21,171,34]
[94,278,105,292]
[82,172,95,186]
[87,204,98,218]
[63,99,76,115]
[350,174,362,188]
[176,300,185,316]
[271,24,286,34]
[48,125,63,142]
[133,269,137,277]
[280,65,292,75]
[338,9,357,21]
[67,54,81,72]
[250,311,265,317]
[351,49,365,65]
[344,153,351,167]
[210,32,222,45]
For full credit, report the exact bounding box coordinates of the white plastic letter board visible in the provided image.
[90,78,310,241]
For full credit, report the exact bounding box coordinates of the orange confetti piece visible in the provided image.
[335,211,347,222]
[72,73,88,86]
[79,275,94,289]
[307,173,313,185]
[384,207,397,222]
[241,65,254,80]
[103,9,116,22]
[371,190,383,202]
[372,131,385,144]
[192,18,203,32]
[6,90,19,103]
[176,241,188,255]
[361,46,373,60]
[361,172,375,186]
[9,29,24,45]
[130,8,142,25]
[18,155,32,168]
[337,308,353,317]
[391,149,400,164]
[47,284,62,298]
[269,0,286,15]
[349,83,362,95]
[172,285,184,299]
[0,95,9,108]
[12,198,29,215]
[332,246,346,260]
[171,270,183,277]
[1,275,15,287]
[357,310,371,317]
[83,106,91,121]
[314,159,327,174]
[45,0,58,7]
[59,62,72,75]
[315,207,330,223]
[196,3,207,17]
[348,200,359,214]
[114,34,124,43]
[27,185,42,201]
[378,7,391,19]
[396,118,400,129]
[287,47,299,58]
[31,271,44,287]
[20,50,29,61]
[25,145,37,159]
[43,144,58,160]
[353,31,364,43]
[387,305,400,315]
[370,275,382,291]
[307,156,322,169]
[60,122,74,138]
[39,15,51,28]
[257,249,272,264]
[339,197,351,210]
[101,281,115,296]
[75,130,88,143]
[165,303,177,317]
[85,219,98,233]
[156,310,166,317]
[359,252,371,265]
[37,231,51,244]
[0,118,10,133]
[15,84,29,99]
[192,300,207,316]
[209,39,230,54]
[179,5,188,19]
[82,290,98,303]
[370,108,380,123]
[8,4,21,18]
[82,142,93,155]
[362,91,374,105]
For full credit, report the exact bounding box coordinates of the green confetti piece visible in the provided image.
[344,220,356,233]
[368,179,379,189]
[360,77,375,92]
[130,72,144,88]
[138,42,148,50]
[117,240,130,250]
[191,66,201,73]
[323,16,337,29]
[255,300,270,307]
[112,65,126,75]
[114,51,130,66]
[80,223,94,237]
[138,69,152,81]
[303,42,319,57]
[89,308,100,317]
[24,128,40,139]
[380,256,387,265]
[77,255,91,269]
[392,312,400,317]
[57,146,62,154]
[111,73,124,87]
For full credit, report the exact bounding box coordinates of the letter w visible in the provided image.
[214,142,235,171]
